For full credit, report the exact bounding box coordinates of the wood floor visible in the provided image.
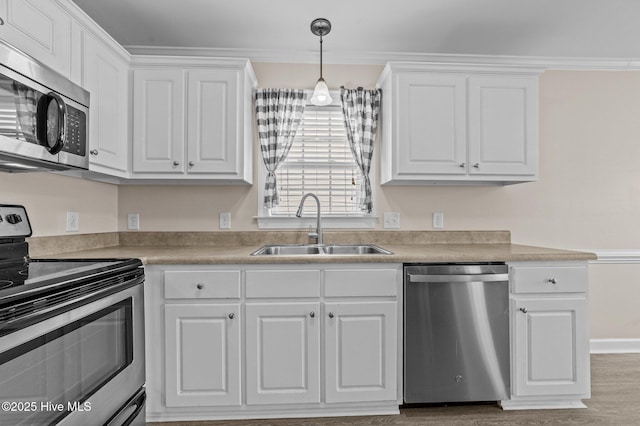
[149,354,640,426]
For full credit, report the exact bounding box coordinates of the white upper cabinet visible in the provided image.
[76,27,130,176]
[377,62,542,185]
[133,68,185,174]
[0,0,72,78]
[396,73,467,176]
[468,76,538,177]
[132,58,257,183]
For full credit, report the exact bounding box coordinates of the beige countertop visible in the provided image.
[41,242,596,264]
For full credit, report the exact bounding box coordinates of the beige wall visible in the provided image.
[2,63,640,339]
[1,172,118,236]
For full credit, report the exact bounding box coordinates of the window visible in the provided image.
[270,103,366,217]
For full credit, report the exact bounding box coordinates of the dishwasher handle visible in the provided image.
[407,273,509,283]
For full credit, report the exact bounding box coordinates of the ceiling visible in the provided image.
[72,0,640,63]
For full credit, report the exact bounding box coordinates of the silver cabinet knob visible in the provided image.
[228,313,235,319]
[459,163,466,168]
[188,161,195,167]
[90,149,99,156]
[309,312,315,318]
[520,307,528,313]
[548,278,557,284]
[173,161,179,166]
[196,283,204,290]
[473,163,480,168]
[328,312,334,318]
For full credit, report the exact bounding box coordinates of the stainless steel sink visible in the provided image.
[250,244,392,256]
[322,244,393,255]
[251,245,323,255]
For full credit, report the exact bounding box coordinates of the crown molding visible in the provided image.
[124,45,640,70]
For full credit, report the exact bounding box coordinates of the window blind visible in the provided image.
[271,105,364,216]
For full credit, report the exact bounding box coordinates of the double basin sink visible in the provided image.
[251,244,393,256]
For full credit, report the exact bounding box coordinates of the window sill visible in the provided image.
[255,215,377,229]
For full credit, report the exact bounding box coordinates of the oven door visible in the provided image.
[0,281,144,426]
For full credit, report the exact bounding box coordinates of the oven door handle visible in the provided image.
[105,387,146,426]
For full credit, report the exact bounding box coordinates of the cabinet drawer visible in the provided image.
[325,269,398,297]
[245,270,321,298]
[165,270,241,299]
[511,266,587,294]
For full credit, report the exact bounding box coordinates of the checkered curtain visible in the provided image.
[256,89,307,209]
[340,87,381,213]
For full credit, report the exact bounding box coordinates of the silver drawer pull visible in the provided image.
[309,312,315,318]
[228,313,235,319]
[520,307,528,313]
[548,278,557,284]
[328,312,334,318]
[196,283,204,290]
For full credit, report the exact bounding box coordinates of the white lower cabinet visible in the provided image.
[245,302,321,405]
[325,301,397,403]
[504,261,590,410]
[164,303,241,407]
[512,297,588,398]
[144,263,402,422]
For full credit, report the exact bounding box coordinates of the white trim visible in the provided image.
[583,249,640,264]
[123,45,640,70]
[500,400,587,410]
[590,338,640,354]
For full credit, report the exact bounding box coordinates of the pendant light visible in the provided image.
[310,18,332,106]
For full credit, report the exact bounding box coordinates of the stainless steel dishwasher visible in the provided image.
[404,263,510,404]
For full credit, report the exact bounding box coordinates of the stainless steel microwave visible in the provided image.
[0,40,89,172]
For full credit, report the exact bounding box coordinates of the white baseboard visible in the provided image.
[590,338,640,353]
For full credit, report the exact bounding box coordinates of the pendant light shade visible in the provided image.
[310,78,331,106]
[310,18,332,106]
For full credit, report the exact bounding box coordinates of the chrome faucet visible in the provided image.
[296,193,323,245]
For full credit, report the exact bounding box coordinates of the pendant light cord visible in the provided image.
[320,35,324,80]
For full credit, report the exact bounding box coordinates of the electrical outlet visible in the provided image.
[127,213,140,230]
[66,211,79,232]
[383,212,400,229]
[219,212,231,229]
[432,212,444,229]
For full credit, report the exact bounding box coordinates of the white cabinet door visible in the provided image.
[164,303,241,407]
[468,76,538,177]
[0,0,71,77]
[187,69,239,175]
[324,301,397,403]
[81,31,129,174]
[397,73,467,176]
[245,302,321,405]
[133,68,185,173]
[512,297,589,397]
